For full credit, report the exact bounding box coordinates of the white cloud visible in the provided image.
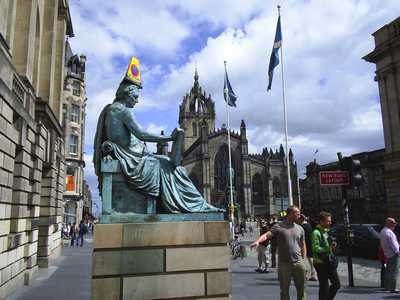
[68,0,397,198]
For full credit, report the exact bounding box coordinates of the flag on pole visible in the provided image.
[267,16,282,91]
[224,61,237,107]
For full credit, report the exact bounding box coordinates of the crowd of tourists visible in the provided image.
[61,216,97,247]
[244,205,400,300]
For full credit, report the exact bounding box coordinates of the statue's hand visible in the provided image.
[103,155,113,162]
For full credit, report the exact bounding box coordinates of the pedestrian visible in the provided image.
[70,222,77,246]
[78,220,87,247]
[379,217,400,293]
[249,223,254,237]
[378,244,388,288]
[67,223,71,238]
[255,221,269,273]
[311,211,340,300]
[251,206,307,300]
[298,214,317,281]
[270,217,278,268]
[240,223,246,237]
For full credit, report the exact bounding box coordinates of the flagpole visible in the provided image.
[278,5,293,206]
[224,61,235,237]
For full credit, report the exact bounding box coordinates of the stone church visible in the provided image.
[158,70,299,217]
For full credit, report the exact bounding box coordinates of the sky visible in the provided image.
[67,0,399,216]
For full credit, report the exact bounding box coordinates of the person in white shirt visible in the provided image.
[379,218,400,293]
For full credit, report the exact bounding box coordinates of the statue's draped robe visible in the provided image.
[94,104,221,213]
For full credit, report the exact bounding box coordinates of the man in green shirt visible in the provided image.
[311,211,341,300]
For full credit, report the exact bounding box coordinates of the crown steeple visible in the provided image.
[178,68,216,151]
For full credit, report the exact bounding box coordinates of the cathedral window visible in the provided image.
[192,122,197,136]
[214,145,236,191]
[252,173,264,205]
[189,173,200,192]
[273,177,281,197]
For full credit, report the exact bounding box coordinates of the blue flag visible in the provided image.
[224,62,237,107]
[267,16,282,91]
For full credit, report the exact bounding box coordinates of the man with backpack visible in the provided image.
[311,211,341,300]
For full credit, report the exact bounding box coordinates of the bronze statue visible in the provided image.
[93,57,222,214]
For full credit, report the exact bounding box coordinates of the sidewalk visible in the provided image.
[8,236,92,300]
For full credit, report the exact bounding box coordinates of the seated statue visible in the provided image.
[93,57,222,214]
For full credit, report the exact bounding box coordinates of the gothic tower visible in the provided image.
[178,69,216,151]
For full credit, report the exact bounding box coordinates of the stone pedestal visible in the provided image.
[92,220,231,300]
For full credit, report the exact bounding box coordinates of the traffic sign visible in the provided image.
[319,171,349,186]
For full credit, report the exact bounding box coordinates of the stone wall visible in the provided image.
[0,0,73,298]
[92,221,231,300]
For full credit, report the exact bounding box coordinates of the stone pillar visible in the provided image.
[38,0,58,108]
[12,0,36,82]
[5,0,17,52]
[52,17,66,120]
[37,129,64,268]
[92,219,231,300]
[0,1,10,38]
[363,17,400,218]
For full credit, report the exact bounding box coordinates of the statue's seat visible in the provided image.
[100,159,157,215]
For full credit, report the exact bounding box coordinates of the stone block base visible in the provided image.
[92,220,231,300]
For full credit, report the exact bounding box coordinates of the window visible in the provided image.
[252,174,264,205]
[214,145,236,191]
[70,104,80,123]
[192,122,197,136]
[273,177,281,197]
[69,135,78,154]
[66,166,76,192]
[72,81,80,96]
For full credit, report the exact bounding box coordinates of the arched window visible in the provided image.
[190,98,196,112]
[189,172,200,192]
[192,122,197,136]
[252,173,264,205]
[273,177,281,198]
[214,144,236,191]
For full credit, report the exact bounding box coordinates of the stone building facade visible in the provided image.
[63,41,87,224]
[169,71,299,217]
[0,0,73,297]
[301,149,387,224]
[363,17,400,219]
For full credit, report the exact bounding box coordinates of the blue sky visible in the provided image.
[68,0,399,216]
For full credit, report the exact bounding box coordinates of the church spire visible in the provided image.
[193,67,199,92]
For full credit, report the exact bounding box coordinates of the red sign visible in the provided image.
[319,171,349,186]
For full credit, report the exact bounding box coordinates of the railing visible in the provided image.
[12,74,25,104]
